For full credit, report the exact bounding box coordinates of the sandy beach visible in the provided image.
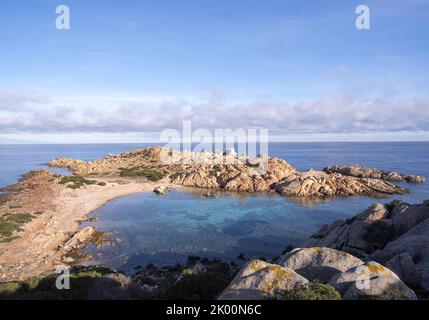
[0,172,173,282]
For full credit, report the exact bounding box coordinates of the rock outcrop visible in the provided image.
[49,147,418,199]
[59,227,98,261]
[274,170,408,198]
[218,259,308,300]
[329,261,417,300]
[220,248,417,300]
[303,200,429,293]
[153,185,168,195]
[277,247,364,283]
[324,165,425,184]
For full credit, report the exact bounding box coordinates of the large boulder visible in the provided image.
[277,247,363,283]
[385,252,420,288]
[369,217,429,292]
[60,227,97,258]
[329,261,417,300]
[153,185,168,195]
[304,201,429,257]
[218,259,308,300]
[390,201,429,235]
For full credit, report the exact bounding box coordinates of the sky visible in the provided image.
[0,0,428,143]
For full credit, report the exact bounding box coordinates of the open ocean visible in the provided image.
[1,142,428,271]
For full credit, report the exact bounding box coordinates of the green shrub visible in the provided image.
[0,266,116,300]
[282,283,342,300]
[97,182,107,186]
[166,272,232,300]
[358,289,410,300]
[0,213,34,239]
[119,167,164,181]
[59,176,98,189]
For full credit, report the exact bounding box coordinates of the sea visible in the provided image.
[1,142,428,272]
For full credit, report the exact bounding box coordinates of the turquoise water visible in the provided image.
[81,189,386,272]
[1,142,428,272]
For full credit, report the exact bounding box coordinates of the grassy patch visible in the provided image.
[0,236,21,243]
[358,289,410,300]
[0,213,35,239]
[168,272,232,300]
[165,258,233,300]
[59,176,98,189]
[119,167,164,181]
[0,283,20,295]
[282,283,342,300]
[0,266,116,300]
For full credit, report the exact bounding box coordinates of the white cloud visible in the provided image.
[0,90,50,111]
[0,88,428,137]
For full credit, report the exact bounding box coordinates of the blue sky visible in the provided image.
[0,0,428,143]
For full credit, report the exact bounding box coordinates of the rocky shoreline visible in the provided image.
[0,168,172,282]
[0,146,427,300]
[220,198,429,300]
[1,200,428,300]
[49,147,422,198]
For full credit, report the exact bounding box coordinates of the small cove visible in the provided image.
[81,188,394,273]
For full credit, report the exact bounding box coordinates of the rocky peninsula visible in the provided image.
[0,147,427,300]
[49,146,420,197]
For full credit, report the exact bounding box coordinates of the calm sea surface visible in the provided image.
[1,142,428,272]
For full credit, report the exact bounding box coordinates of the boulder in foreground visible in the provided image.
[329,261,417,300]
[277,247,364,283]
[218,259,308,300]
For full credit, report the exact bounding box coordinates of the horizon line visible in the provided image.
[1,140,429,146]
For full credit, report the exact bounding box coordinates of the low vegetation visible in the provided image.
[119,166,164,181]
[0,213,35,242]
[358,288,410,300]
[159,258,234,300]
[0,266,115,300]
[282,283,342,300]
[58,176,98,189]
[0,259,234,300]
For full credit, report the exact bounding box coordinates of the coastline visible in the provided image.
[0,171,174,282]
[0,146,427,300]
